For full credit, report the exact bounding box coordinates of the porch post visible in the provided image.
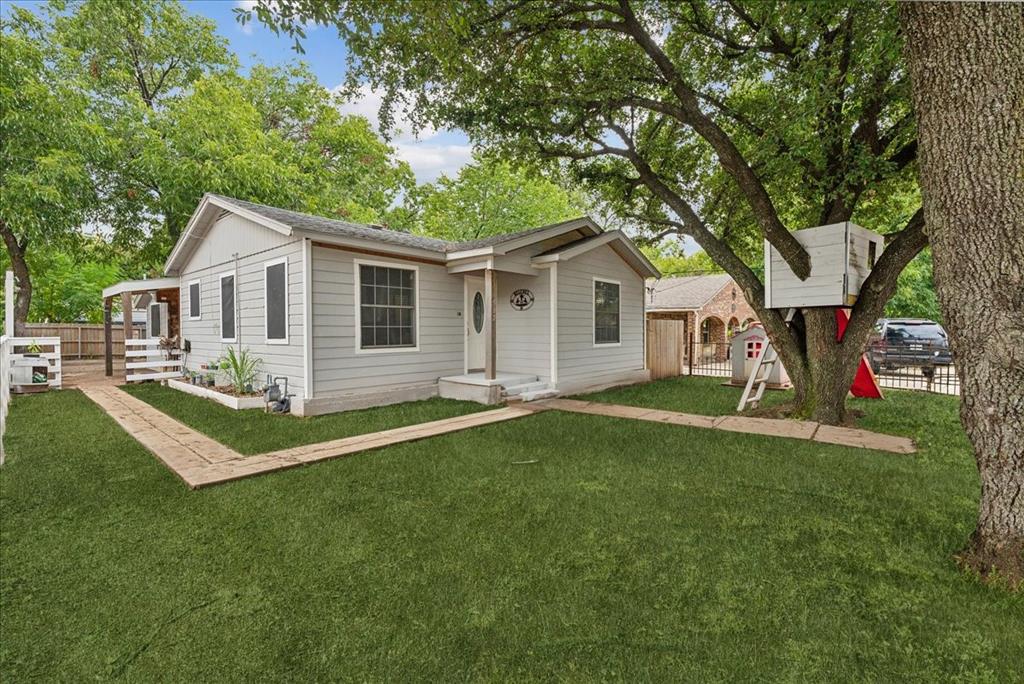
[103,296,113,377]
[121,292,133,342]
[484,268,496,380]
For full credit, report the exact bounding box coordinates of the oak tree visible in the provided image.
[242,0,926,424]
[901,1,1024,587]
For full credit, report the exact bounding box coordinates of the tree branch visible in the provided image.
[617,0,811,279]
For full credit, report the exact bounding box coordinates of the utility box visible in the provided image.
[730,325,790,388]
[764,222,885,309]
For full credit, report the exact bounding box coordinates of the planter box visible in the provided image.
[168,378,264,410]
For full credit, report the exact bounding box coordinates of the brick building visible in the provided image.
[646,274,757,361]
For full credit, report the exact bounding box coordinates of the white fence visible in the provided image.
[124,338,182,383]
[0,336,63,465]
[1,336,8,465]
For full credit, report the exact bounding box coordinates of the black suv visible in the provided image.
[867,319,953,377]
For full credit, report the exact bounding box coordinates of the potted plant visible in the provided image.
[206,373,216,387]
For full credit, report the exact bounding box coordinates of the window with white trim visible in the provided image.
[220,273,236,341]
[358,264,416,349]
[265,259,288,343]
[188,280,201,320]
[594,279,620,344]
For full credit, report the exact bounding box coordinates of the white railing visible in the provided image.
[0,335,63,466]
[5,337,62,389]
[1,336,9,466]
[124,338,182,383]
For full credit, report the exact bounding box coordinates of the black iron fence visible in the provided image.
[680,338,960,396]
[868,341,960,396]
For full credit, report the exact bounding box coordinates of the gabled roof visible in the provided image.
[532,231,660,278]
[210,195,454,253]
[449,216,602,255]
[647,274,734,310]
[164,194,650,278]
[165,194,455,273]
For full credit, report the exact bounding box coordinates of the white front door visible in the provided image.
[465,275,486,371]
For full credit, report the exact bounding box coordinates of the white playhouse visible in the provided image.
[730,325,790,388]
[764,222,885,309]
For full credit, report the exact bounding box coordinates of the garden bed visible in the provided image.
[167,378,264,410]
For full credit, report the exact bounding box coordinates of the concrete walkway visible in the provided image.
[81,386,913,490]
[83,386,535,488]
[534,399,916,454]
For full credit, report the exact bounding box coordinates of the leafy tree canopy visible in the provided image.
[412,155,583,242]
[642,244,723,278]
[242,0,928,424]
[1,0,416,330]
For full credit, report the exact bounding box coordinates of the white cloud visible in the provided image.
[393,141,474,184]
[334,83,437,143]
[334,83,472,183]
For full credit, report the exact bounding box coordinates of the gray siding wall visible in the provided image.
[311,246,464,396]
[496,269,550,381]
[556,244,645,385]
[177,212,305,395]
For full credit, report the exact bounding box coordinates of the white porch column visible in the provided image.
[484,268,496,380]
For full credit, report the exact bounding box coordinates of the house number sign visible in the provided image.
[509,289,535,311]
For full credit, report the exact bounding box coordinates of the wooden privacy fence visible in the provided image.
[125,338,182,383]
[647,319,685,380]
[23,323,144,359]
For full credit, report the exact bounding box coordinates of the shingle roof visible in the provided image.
[451,216,596,251]
[212,195,596,255]
[210,195,455,253]
[647,274,733,310]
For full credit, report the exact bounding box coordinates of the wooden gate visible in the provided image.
[646,319,685,379]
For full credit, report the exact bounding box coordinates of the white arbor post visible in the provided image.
[5,270,13,336]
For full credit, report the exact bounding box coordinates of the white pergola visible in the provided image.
[101,277,180,377]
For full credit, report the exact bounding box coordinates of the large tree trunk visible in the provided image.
[902,2,1024,587]
[0,218,31,337]
[768,308,864,425]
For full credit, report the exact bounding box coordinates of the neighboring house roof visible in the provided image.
[647,274,734,310]
[163,194,659,278]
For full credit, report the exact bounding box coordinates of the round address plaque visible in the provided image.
[509,289,535,311]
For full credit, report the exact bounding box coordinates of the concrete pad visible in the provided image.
[813,425,916,454]
[654,412,719,430]
[713,415,820,440]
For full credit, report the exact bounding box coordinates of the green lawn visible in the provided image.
[120,382,489,454]
[579,374,796,415]
[1,383,1021,681]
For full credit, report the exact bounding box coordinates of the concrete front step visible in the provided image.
[518,389,560,402]
[502,381,549,397]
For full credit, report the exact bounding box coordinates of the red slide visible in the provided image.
[835,308,884,399]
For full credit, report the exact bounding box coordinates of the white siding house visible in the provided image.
[163,194,660,415]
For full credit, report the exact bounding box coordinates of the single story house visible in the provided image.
[646,274,757,361]
[148,194,658,415]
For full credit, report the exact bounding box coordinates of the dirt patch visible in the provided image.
[745,401,865,428]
